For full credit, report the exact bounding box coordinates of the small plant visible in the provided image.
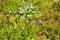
[18,3,40,17]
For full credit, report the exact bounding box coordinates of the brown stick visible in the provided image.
[40,32,42,40]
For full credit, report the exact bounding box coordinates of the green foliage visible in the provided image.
[0,0,60,40]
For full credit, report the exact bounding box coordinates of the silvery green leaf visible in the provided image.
[32,11,35,13]
[19,11,24,14]
[9,11,12,13]
[18,7,23,11]
[54,0,58,3]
